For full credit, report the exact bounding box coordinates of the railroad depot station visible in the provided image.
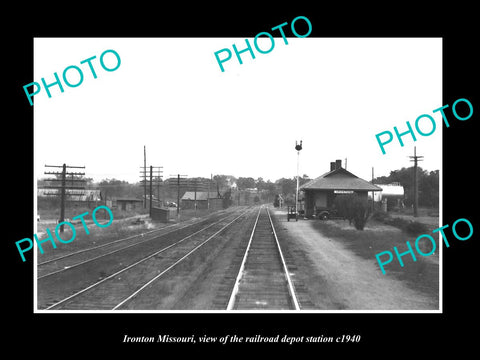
[36,156,435,311]
[300,160,382,218]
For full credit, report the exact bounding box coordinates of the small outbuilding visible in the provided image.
[181,191,223,210]
[151,207,170,222]
[116,198,143,211]
[300,159,382,218]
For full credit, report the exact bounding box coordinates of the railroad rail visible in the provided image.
[37,209,236,279]
[41,207,253,310]
[227,206,300,310]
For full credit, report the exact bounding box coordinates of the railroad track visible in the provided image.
[37,208,237,279]
[40,207,254,310]
[226,206,300,310]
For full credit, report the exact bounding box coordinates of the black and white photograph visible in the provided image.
[7,5,478,354]
[32,37,442,312]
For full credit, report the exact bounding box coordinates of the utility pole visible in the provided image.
[194,178,197,216]
[149,166,153,216]
[177,175,180,216]
[143,146,147,209]
[59,164,66,231]
[44,164,85,233]
[371,166,375,212]
[157,171,161,206]
[409,146,424,217]
[169,174,187,218]
[208,174,212,210]
[152,167,163,206]
[140,165,163,212]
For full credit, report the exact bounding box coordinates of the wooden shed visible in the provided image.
[181,191,222,210]
[116,198,143,211]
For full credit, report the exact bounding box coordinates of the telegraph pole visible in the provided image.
[60,164,66,230]
[177,174,180,215]
[371,166,375,212]
[44,164,85,232]
[409,146,424,217]
[140,165,163,211]
[208,174,212,210]
[143,146,147,209]
[149,166,153,216]
[169,174,187,218]
[193,179,198,216]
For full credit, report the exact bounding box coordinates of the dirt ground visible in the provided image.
[271,208,439,311]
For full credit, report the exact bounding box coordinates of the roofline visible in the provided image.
[302,187,382,192]
[299,167,358,189]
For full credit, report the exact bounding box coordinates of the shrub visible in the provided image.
[334,194,371,230]
[371,210,389,222]
[372,210,429,235]
[351,197,371,230]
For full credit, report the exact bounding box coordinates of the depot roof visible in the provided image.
[300,167,382,192]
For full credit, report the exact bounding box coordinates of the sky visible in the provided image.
[34,37,442,184]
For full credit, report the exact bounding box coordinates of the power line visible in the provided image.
[139,166,163,213]
[408,146,424,217]
[169,174,188,218]
[43,163,86,233]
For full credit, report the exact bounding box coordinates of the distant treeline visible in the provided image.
[38,175,311,204]
[38,166,438,208]
[374,166,439,208]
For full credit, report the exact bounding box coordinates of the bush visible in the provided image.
[351,198,370,230]
[334,194,371,230]
[371,210,389,222]
[352,213,369,230]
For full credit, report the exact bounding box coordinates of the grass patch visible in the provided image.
[37,204,149,222]
[36,215,165,262]
[35,206,227,262]
[310,219,439,299]
[371,210,430,235]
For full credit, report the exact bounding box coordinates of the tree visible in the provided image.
[261,180,276,202]
[213,175,229,192]
[237,177,256,190]
[300,174,310,186]
[275,177,296,196]
[255,177,266,191]
[374,166,439,208]
[98,178,141,199]
[419,170,439,207]
[222,188,232,208]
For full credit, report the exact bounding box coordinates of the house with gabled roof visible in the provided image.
[300,159,382,217]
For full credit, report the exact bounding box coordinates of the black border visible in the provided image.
[7,5,478,355]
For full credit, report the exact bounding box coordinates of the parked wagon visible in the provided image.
[287,206,298,221]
